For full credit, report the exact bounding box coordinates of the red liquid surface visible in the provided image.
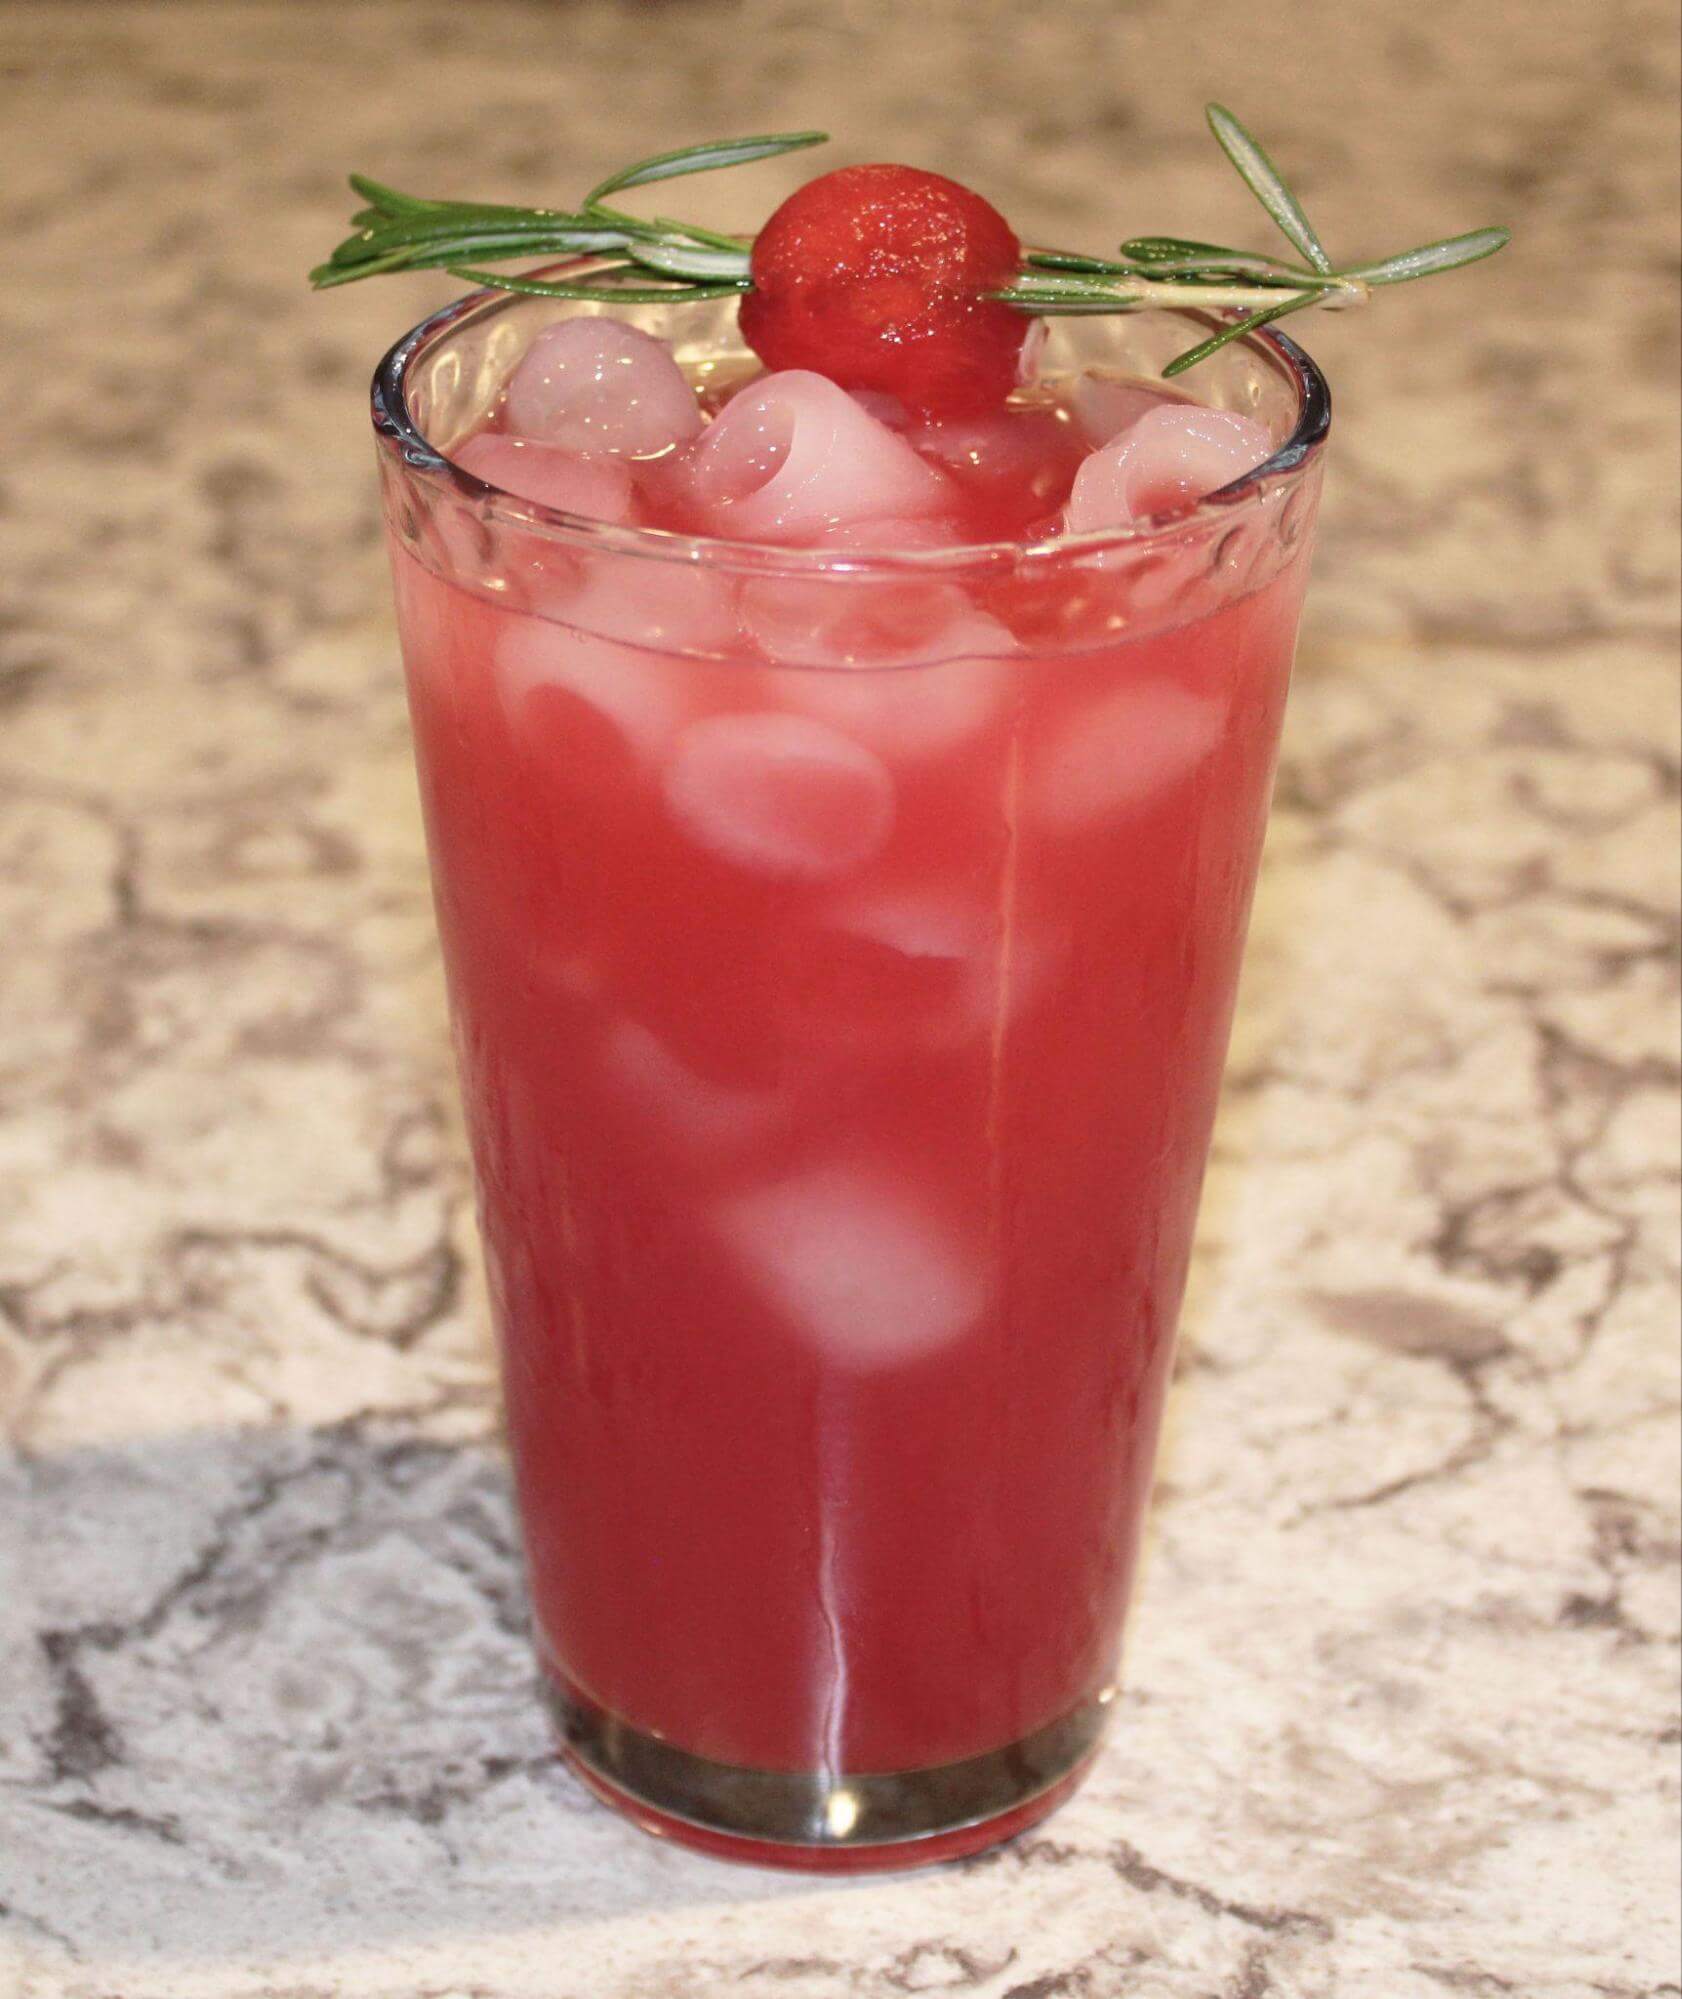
[392,384,1310,1797]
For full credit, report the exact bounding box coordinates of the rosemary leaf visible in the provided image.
[1161,292,1320,377]
[1024,249,1141,276]
[999,269,1139,297]
[346,174,437,216]
[1344,227,1512,286]
[622,240,754,281]
[584,132,828,210]
[1120,235,1256,264]
[1205,106,1335,275]
[313,231,637,289]
[329,218,623,267]
[996,292,1149,315]
[445,265,752,303]
[1142,262,1332,286]
[650,215,753,253]
[310,251,425,289]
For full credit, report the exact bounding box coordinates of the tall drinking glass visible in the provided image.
[373,281,1328,1870]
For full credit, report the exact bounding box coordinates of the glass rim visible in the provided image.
[371,266,1331,577]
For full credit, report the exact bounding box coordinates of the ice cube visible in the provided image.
[1064,407,1273,532]
[497,615,688,757]
[781,618,1017,760]
[774,891,1061,1053]
[741,539,993,664]
[522,547,739,657]
[720,1164,985,1366]
[847,389,910,429]
[685,371,950,542]
[741,525,1015,753]
[1032,680,1227,830]
[413,480,502,594]
[453,432,637,522]
[601,1018,782,1161]
[503,318,703,457]
[663,711,896,879]
[910,405,1083,506]
[833,893,991,973]
[1069,373,1175,448]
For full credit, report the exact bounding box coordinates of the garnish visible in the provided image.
[309,133,820,305]
[311,108,1508,397]
[995,105,1509,376]
[738,165,1027,419]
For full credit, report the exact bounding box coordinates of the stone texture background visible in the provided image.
[1,3,1677,1995]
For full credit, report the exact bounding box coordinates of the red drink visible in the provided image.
[376,289,1327,1867]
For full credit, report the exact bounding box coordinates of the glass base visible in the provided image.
[545,1674,1109,1873]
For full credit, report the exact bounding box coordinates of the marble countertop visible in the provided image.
[2,3,1677,1995]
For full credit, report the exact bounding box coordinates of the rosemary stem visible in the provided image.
[993,275,1364,313]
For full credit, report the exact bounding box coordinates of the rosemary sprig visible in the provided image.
[309,110,1508,377]
[308,134,820,298]
[987,105,1509,374]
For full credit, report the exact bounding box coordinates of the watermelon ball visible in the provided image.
[739,164,1032,421]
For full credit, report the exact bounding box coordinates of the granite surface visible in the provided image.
[1,3,1678,1995]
